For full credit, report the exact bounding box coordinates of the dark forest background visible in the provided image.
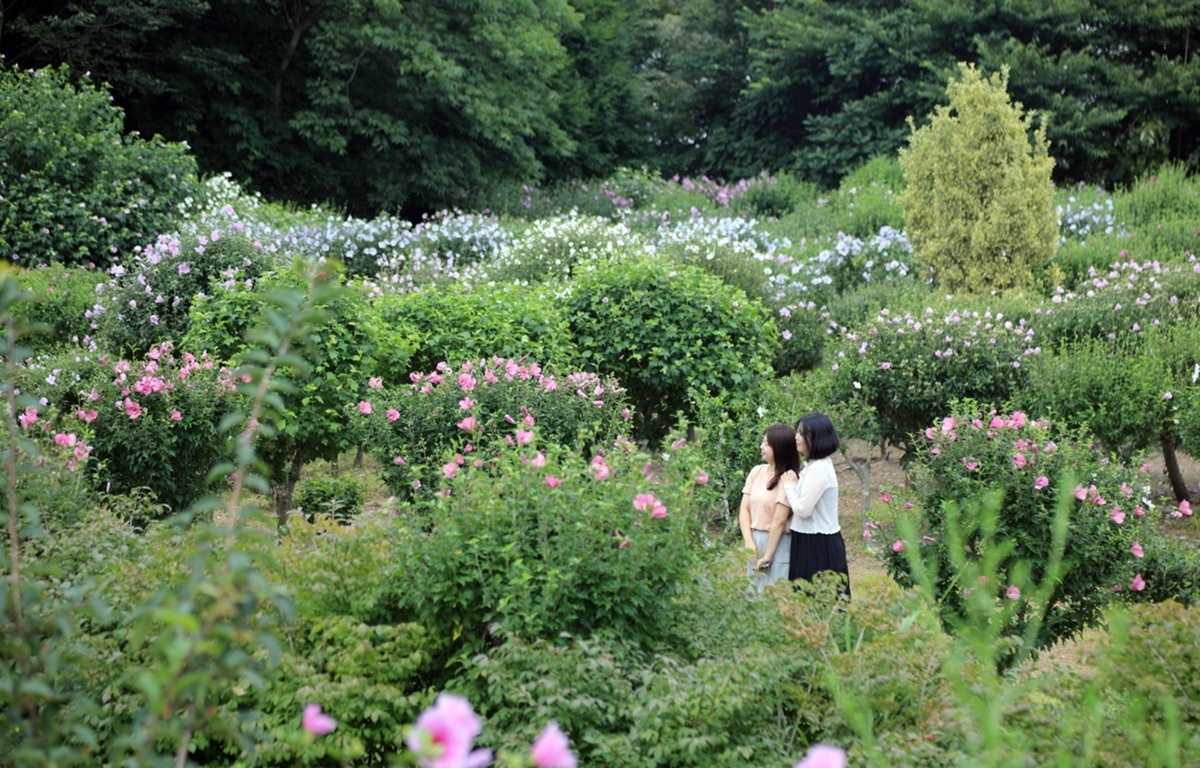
[2,0,1197,217]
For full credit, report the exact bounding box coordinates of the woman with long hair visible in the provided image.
[739,423,801,588]
[756,412,850,597]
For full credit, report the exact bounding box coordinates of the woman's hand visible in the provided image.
[755,556,772,571]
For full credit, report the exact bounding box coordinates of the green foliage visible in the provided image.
[0,64,199,268]
[366,282,576,380]
[1021,332,1173,458]
[564,257,779,444]
[356,357,630,501]
[208,616,435,765]
[1097,601,1200,743]
[9,264,106,351]
[1129,537,1200,607]
[899,64,1059,294]
[881,405,1150,657]
[378,435,711,658]
[295,473,365,525]
[729,171,821,220]
[184,265,377,521]
[95,230,271,357]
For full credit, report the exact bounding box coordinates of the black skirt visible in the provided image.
[788,530,850,599]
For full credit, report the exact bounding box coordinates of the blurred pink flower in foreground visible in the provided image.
[795,744,847,768]
[302,704,336,736]
[1131,573,1146,592]
[1006,585,1021,600]
[531,721,577,768]
[407,693,491,768]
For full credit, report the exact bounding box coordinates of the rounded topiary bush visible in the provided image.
[0,64,199,268]
[563,257,779,444]
[365,282,577,383]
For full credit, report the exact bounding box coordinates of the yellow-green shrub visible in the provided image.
[898,64,1058,294]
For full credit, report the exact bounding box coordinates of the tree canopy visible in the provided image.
[2,0,1197,213]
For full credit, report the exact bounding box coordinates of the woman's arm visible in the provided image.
[738,491,756,553]
[756,470,796,569]
[782,465,831,520]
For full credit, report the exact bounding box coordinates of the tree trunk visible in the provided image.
[839,444,874,542]
[354,444,364,469]
[272,451,305,529]
[1161,431,1191,503]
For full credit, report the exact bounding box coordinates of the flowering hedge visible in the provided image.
[881,406,1154,655]
[827,305,1038,451]
[356,358,632,501]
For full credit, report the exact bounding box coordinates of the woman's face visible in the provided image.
[760,435,774,464]
[795,430,808,457]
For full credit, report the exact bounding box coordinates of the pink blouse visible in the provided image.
[741,464,792,531]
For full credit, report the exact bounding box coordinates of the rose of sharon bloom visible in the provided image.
[302,704,336,736]
[1181,500,1193,517]
[880,492,892,503]
[459,397,474,410]
[516,429,533,445]
[1131,541,1144,558]
[544,476,561,489]
[794,744,847,768]
[171,410,182,421]
[1074,484,1087,500]
[531,722,577,768]
[1006,585,1021,600]
[531,452,546,468]
[632,493,656,511]
[387,408,400,421]
[19,407,39,429]
[892,540,905,553]
[406,693,492,768]
[368,377,383,390]
[1111,507,1126,524]
[442,462,458,479]
[1034,476,1049,490]
[590,456,611,481]
[1131,574,1146,592]
[358,401,372,415]
[696,470,709,485]
[650,500,668,519]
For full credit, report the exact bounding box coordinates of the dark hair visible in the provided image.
[796,412,839,460]
[765,423,801,489]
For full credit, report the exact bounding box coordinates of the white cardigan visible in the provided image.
[782,457,840,534]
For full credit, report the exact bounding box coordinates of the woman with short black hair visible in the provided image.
[756,412,850,597]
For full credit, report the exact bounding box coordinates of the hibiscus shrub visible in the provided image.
[10,263,106,351]
[826,303,1038,452]
[93,229,272,356]
[564,257,778,444]
[15,343,232,516]
[377,430,713,659]
[881,404,1154,655]
[355,358,631,501]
